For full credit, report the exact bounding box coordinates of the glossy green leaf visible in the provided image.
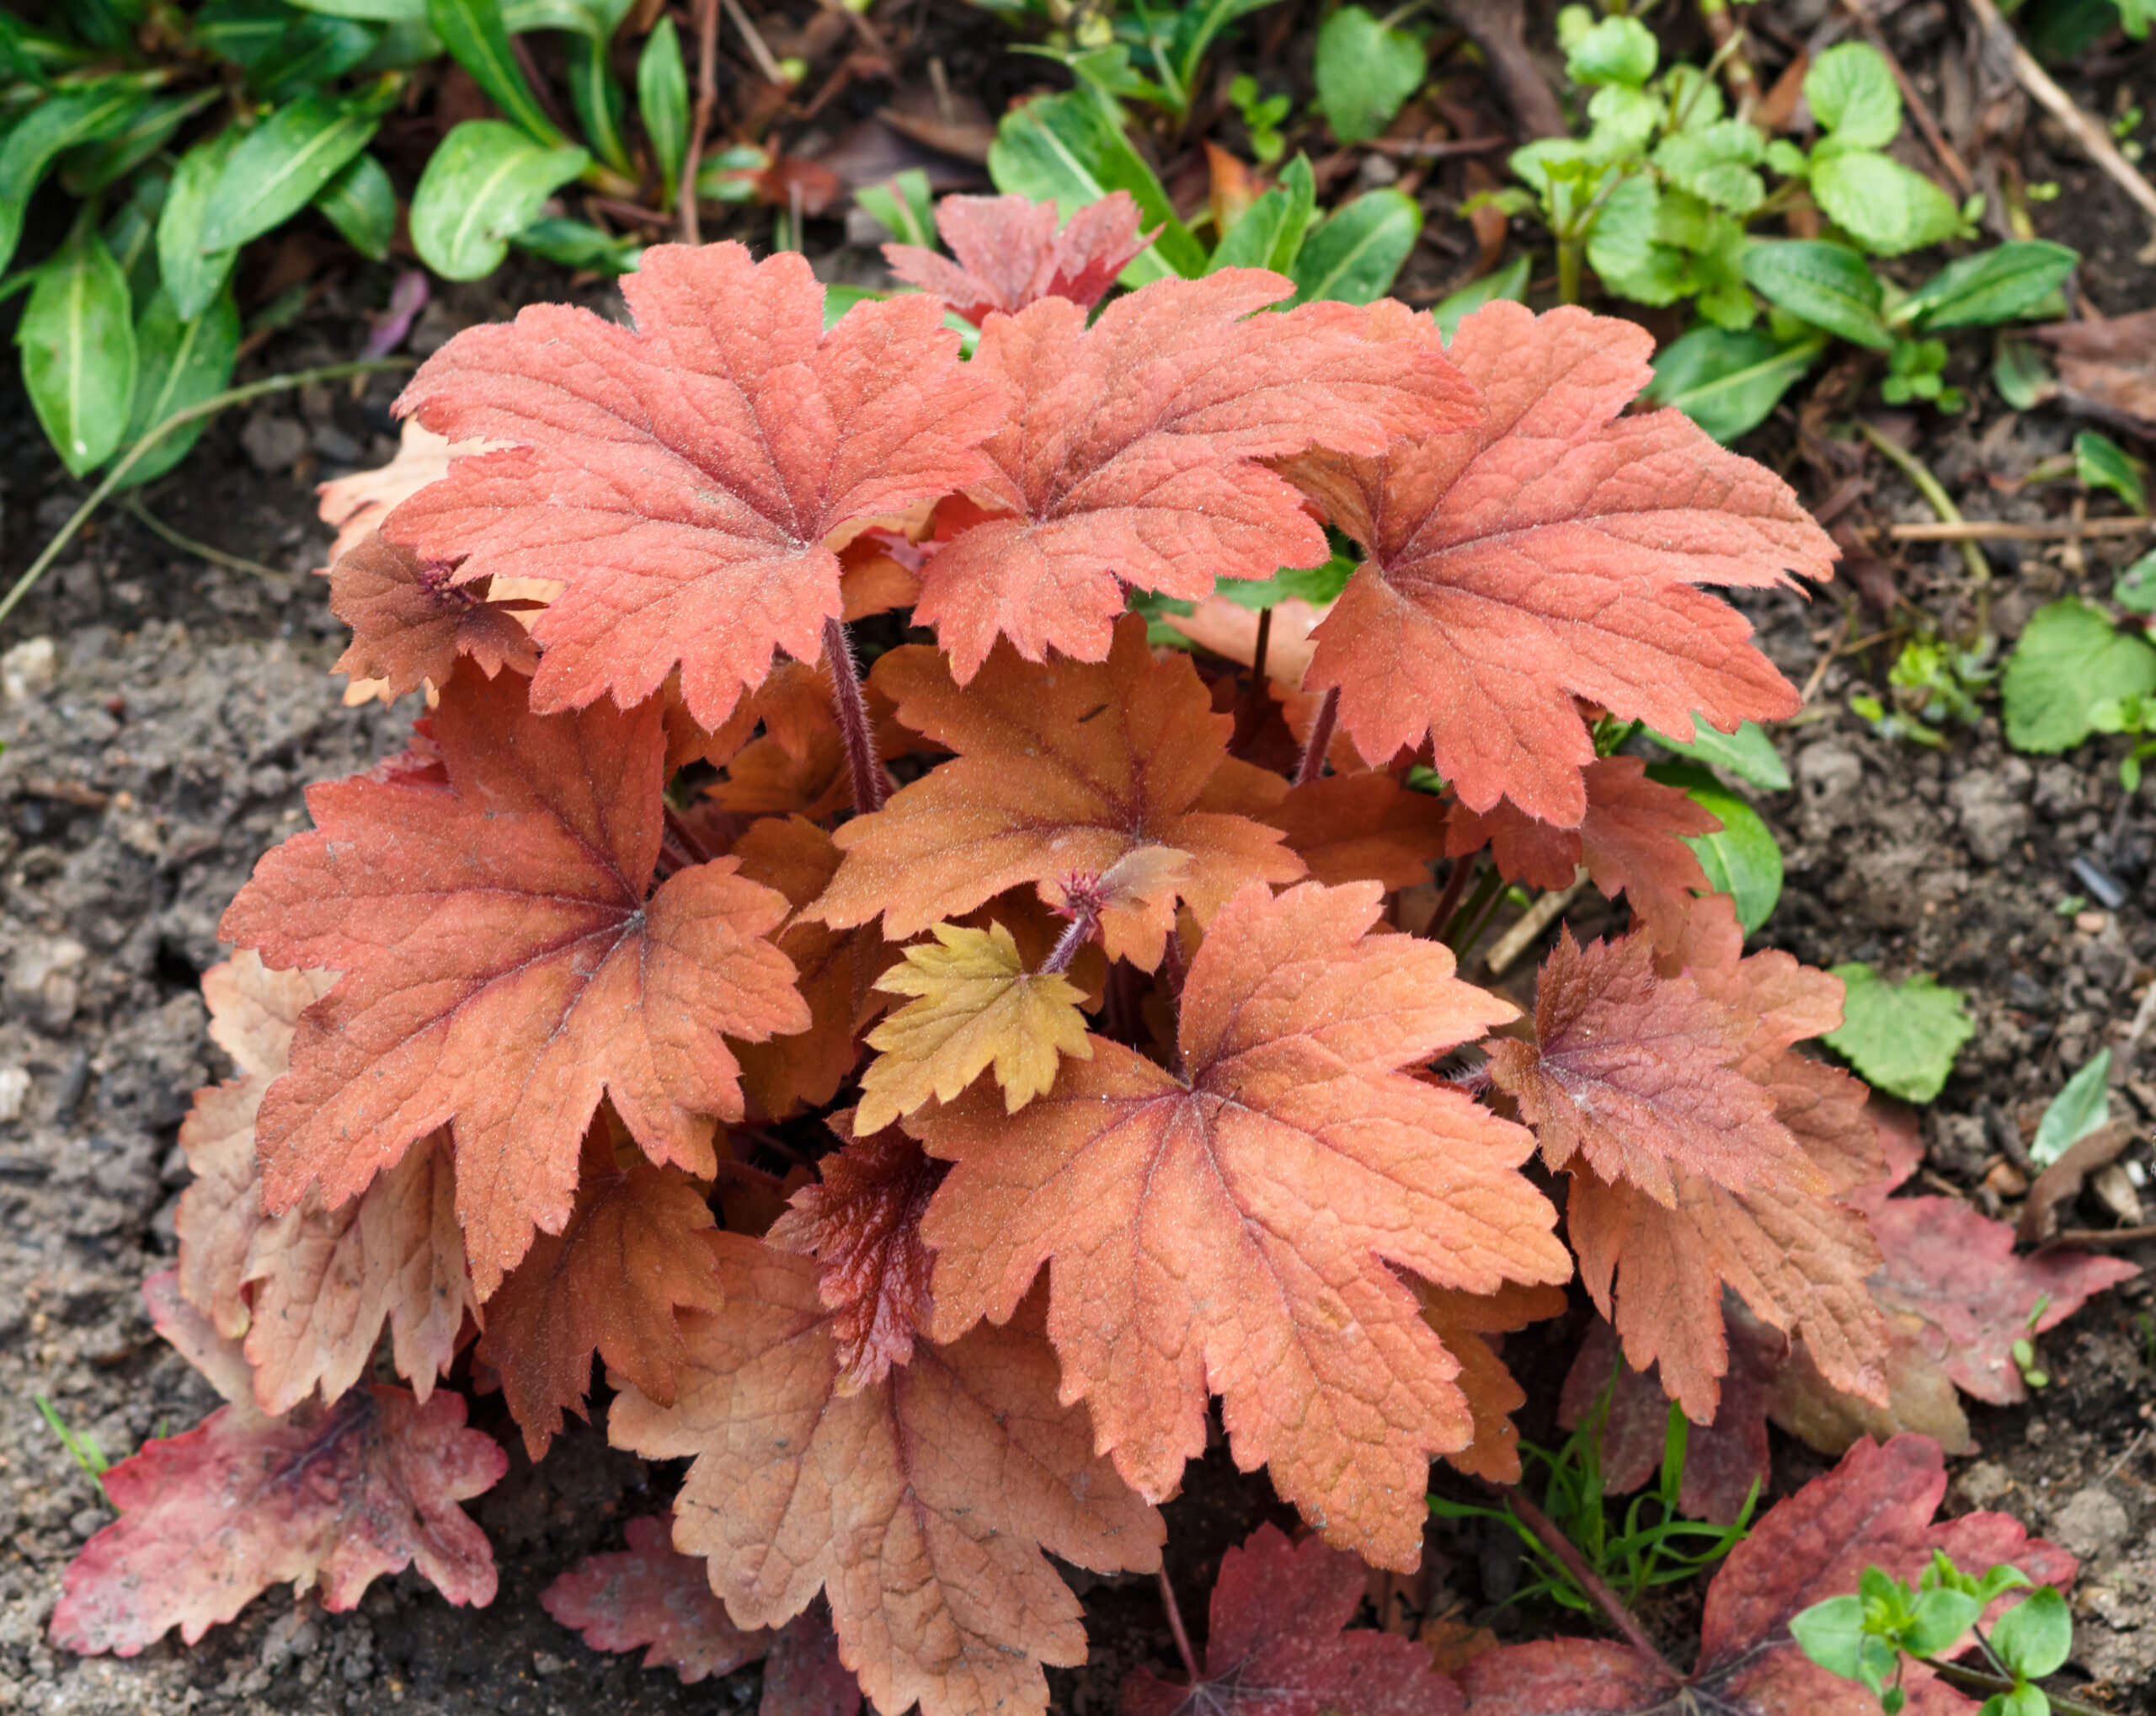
[1811,150,1964,257]
[564,34,632,175]
[1431,253,1531,343]
[1641,325,1825,444]
[1902,240,2079,330]
[1806,41,1902,149]
[58,88,218,199]
[1822,965,1973,1104]
[200,89,390,254]
[18,227,138,478]
[117,286,241,486]
[157,131,242,323]
[1646,716,1790,790]
[2076,430,2148,511]
[1990,1585,2073,1680]
[988,92,1203,283]
[410,119,589,279]
[1209,159,1316,274]
[1740,241,1892,348]
[249,12,381,97]
[638,14,689,204]
[515,215,642,271]
[2002,598,2156,752]
[193,0,293,67]
[2031,1049,2112,1168]
[0,81,156,275]
[855,170,936,247]
[310,152,396,261]
[1290,188,1420,304]
[426,0,571,147]
[288,0,427,18]
[1313,6,1427,146]
[1649,761,1784,933]
[103,171,167,310]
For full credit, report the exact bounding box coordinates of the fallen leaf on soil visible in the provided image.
[884,190,1152,325]
[607,1234,1163,1716]
[914,879,1569,1569]
[221,661,808,1296]
[913,273,1476,679]
[1417,1280,1572,1483]
[2017,1119,2135,1245]
[1267,771,1449,889]
[812,616,1303,971]
[328,533,540,700]
[476,1116,725,1458]
[766,1115,944,1393]
[857,921,1090,1132]
[1123,1523,1464,1716]
[51,1386,505,1657]
[1460,1434,2076,1714]
[2034,310,2156,433]
[1285,302,1833,826]
[390,244,1001,730]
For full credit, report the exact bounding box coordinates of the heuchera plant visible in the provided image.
[51,190,1942,1713]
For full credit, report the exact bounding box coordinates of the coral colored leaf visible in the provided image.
[541,1514,772,1683]
[477,1117,725,1459]
[814,616,1304,971]
[1267,771,1449,889]
[914,879,1570,1569]
[1461,1435,2076,1715]
[389,243,1002,729]
[1287,302,1834,826]
[913,272,1477,679]
[220,661,809,1296]
[884,191,1153,325]
[1123,1523,1464,1716]
[606,1233,1165,1716]
[51,1386,505,1658]
[767,1115,944,1393]
[855,922,1093,1133]
[1487,928,1824,1206]
[328,533,540,700]
[1416,1280,1570,1483]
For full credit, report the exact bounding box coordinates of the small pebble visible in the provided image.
[2052,1486,2132,1561]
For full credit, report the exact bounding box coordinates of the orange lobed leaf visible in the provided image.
[913,879,1571,1569]
[1287,302,1834,826]
[607,1233,1165,1716]
[388,243,1003,730]
[883,190,1153,326]
[811,615,1304,971]
[767,1115,944,1393]
[220,661,809,1295]
[1460,1435,2076,1715]
[50,1385,505,1658]
[1417,1280,1571,1484]
[1267,771,1449,890]
[476,1115,725,1459]
[912,272,1477,679]
[1124,1523,1464,1716]
[328,533,540,700]
[1448,756,1718,950]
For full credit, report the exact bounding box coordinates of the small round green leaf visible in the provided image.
[2001,598,2156,753]
[1566,14,1657,87]
[1988,1585,2073,1681]
[1790,1596,1868,1679]
[1806,42,1902,149]
[1315,6,1428,146]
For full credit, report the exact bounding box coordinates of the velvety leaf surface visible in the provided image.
[478,1118,725,1457]
[913,273,1476,678]
[1123,1524,1464,1716]
[541,1514,771,1684]
[328,532,540,699]
[607,1234,1164,1716]
[914,879,1569,1569]
[390,243,1002,728]
[51,1387,505,1657]
[1267,771,1449,889]
[814,616,1303,971]
[1417,1280,1571,1483]
[143,1268,254,1407]
[766,1115,944,1393]
[221,662,808,1294]
[1288,302,1833,826]
[884,190,1151,324]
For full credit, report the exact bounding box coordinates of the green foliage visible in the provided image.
[1009,0,1277,126]
[1645,718,1790,791]
[1430,253,1531,342]
[2113,551,2156,616]
[35,1394,112,1495]
[2000,599,2156,754]
[1227,73,1289,163]
[1641,324,1823,443]
[1850,633,1993,748]
[1823,965,1973,1104]
[1313,7,1426,147]
[1793,1553,2069,1716]
[988,92,1203,283]
[2089,692,2156,793]
[2031,1050,2112,1168]
[411,120,590,281]
[2075,431,2148,511]
[1647,760,1783,933]
[17,219,136,477]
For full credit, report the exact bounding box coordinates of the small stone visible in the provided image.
[2052,1486,2132,1561]
[241,411,311,474]
[2076,910,2111,936]
[6,937,87,1031]
[1,636,56,702]
[0,1067,29,1122]
[2093,1162,2146,1225]
[1957,1459,2015,1507]
[69,1505,108,1540]
[1930,1112,1991,1179]
[531,1651,568,1676]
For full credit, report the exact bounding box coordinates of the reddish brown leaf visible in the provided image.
[541,1514,771,1683]
[478,1116,724,1458]
[1267,771,1449,889]
[913,273,1476,679]
[883,190,1152,325]
[1486,928,1824,1206]
[221,661,808,1295]
[389,243,1002,730]
[813,616,1304,971]
[1287,302,1833,826]
[1416,1280,1570,1483]
[766,1114,944,1393]
[143,1268,254,1407]
[915,879,1570,1569]
[51,1386,505,1657]
[607,1235,1164,1716]
[2035,310,2156,432]
[1654,893,1846,1088]
[1123,1524,1464,1716]
[760,1605,866,1716]
[328,533,540,700]
[1461,1435,2076,1715]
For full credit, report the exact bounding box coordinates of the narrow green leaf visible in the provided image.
[1992,333,2055,409]
[987,92,1204,283]
[158,130,242,322]
[426,0,571,147]
[1740,241,1892,349]
[0,82,156,275]
[1823,964,1974,1104]
[314,152,397,261]
[103,170,168,310]
[17,227,139,478]
[287,0,427,18]
[117,286,242,486]
[192,0,294,67]
[1290,188,1420,304]
[2031,1049,2112,1168]
[57,88,218,199]
[564,34,633,175]
[1430,253,1531,343]
[2001,598,2156,753]
[1646,716,1790,790]
[248,13,381,98]
[856,170,937,248]
[1313,6,1427,146]
[1903,240,2079,330]
[515,215,641,272]
[199,89,389,254]
[638,14,690,205]
[410,119,588,279]
[2076,430,2148,511]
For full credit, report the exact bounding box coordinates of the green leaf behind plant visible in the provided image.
[1822,965,1973,1103]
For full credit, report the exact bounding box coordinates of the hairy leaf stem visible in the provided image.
[1156,1566,1202,1685]
[1294,685,1341,785]
[823,615,889,816]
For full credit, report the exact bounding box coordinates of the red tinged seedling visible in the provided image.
[883,190,1153,324]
